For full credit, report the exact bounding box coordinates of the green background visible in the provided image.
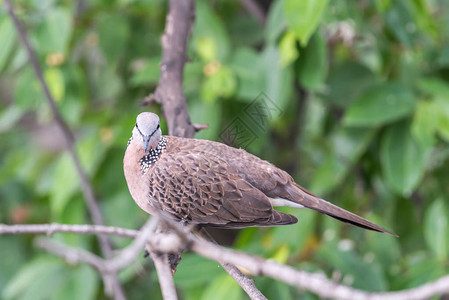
[1,0,449,299]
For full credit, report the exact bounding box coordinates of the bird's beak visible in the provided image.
[143,135,150,153]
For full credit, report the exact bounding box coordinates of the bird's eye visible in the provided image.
[157,124,160,129]
[135,123,139,128]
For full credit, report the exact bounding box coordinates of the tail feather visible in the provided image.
[289,184,398,236]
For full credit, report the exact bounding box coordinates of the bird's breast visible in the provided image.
[124,142,155,214]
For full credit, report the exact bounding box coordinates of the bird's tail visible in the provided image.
[289,184,397,236]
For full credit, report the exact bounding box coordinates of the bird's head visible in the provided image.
[132,112,162,153]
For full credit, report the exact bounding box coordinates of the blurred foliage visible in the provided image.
[1,0,449,299]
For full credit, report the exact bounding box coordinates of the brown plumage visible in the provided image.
[124,112,396,236]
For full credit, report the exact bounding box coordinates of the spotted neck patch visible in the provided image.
[139,136,167,173]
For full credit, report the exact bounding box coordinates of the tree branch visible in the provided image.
[149,251,178,300]
[0,223,137,237]
[106,217,158,272]
[3,1,124,298]
[190,237,449,300]
[33,218,155,268]
[32,218,159,298]
[34,236,119,293]
[35,237,106,271]
[144,0,198,138]
[196,228,267,300]
[2,222,449,300]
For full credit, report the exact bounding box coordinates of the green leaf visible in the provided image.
[424,199,449,261]
[174,254,222,289]
[0,236,28,291]
[318,241,387,291]
[284,0,329,46]
[381,121,428,195]
[188,97,221,141]
[385,1,415,47]
[51,265,98,300]
[417,78,449,98]
[78,130,107,176]
[269,244,291,264]
[399,254,446,288]
[0,106,23,134]
[230,47,265,100]
[411,101,438,149]
[264,281,293,300]
[262,45,293,116]
[409,0,438,40]
[310,127,377,194]
[200,275,242,300]
[36,7,73,54]
[14,68,43,110]
[53,196,89,247]
[194,0,230,61]
[296,31,327,90]
[310,155,345,195]
[3,257,63,300]
[195,36,217,62]
[44,68,65,102]
[97,67,123,100]
[50,153,78,218]
[265,0,286,44]
[416,78,449,142]
[0,17,16,71]
[332,127,377,164]
[374,0,392,12]
[49,124,105,220]
[344,82,416,127]
[279,31,299,67]
[435,98,449,142]
[325,62,377,108]
[3,257,98,300]
[272,209,316,253]
[437,45,449,67]
[130,58,161,87]
[98,14,130,63]
[201,65,236,102]
[364,214,401,269]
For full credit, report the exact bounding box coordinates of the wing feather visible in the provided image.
[147,149,297,228]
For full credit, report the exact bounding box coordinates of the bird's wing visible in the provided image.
[147,149,297,228]
[169,137,294,193]
[184,138,397,235]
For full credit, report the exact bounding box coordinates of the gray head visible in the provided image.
[132,112,162,153]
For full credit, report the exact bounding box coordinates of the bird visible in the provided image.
[124,112,396,236]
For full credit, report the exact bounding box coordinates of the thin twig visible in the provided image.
[34,236,120,293]
[197,228,267,300]
[149,251,178,300]
[107,217,158,272]
[2,222,449,299]
[31,218,157,274]
[32,220,178,300]
[188,234,449,300]
[3,2,125,298]
[0,223,138,238]
[33,218,157,295]
[35,236,106,271]
[158,217,268,299]
[192,123,209,132]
